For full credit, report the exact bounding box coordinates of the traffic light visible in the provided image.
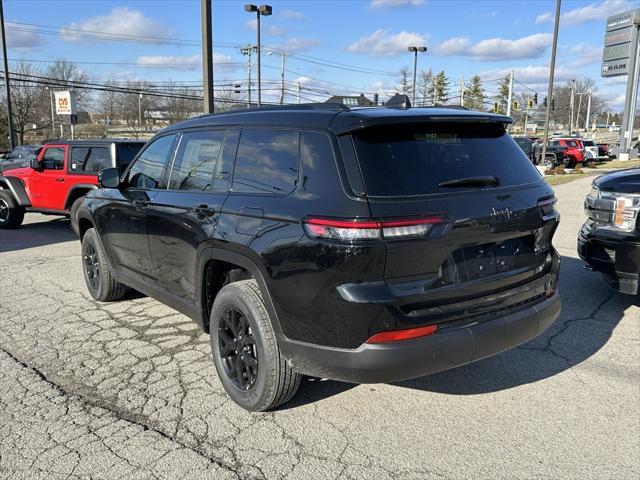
[551,99,555,110]
[527,99,534,109]
[533,93,538,105]
[234,84,242,94]
[493,102,499,113]
[543,96,547,107]
[512,100,519,111]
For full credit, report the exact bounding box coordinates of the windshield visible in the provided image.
[352,122,542,197]
[583,140,595,146]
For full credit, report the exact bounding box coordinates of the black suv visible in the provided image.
[579,168,640,294]
[77,102,562,411]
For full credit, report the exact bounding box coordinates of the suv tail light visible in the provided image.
[303,217,443,241]
[366,324,438,344]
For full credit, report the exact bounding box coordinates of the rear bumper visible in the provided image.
[578,227,640,294]
[280,293,561,384]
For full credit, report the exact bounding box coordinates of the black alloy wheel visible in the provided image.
[218,308,259,390]
[0,197,8,223]
[83,240,101,293]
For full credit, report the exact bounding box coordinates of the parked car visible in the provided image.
[512,136,535,163]
[0,145,42,173]
[75,101,561,411]
[596,143,610,158]
[579,169,640,295]
[0,139,144,232]
[581,139,599,161]
[545,138,585,167]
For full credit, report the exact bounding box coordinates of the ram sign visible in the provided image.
[601,9,639,78]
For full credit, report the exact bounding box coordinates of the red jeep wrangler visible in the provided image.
[0,140,144,233]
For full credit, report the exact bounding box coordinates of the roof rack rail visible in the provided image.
[196,102,350,119]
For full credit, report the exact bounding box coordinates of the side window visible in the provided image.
[232,129,300,195]
[168,130,225,191]
[300,131,337,193]
[41,147,65,170]
[214,129,239,192]
[70,147,110,173]
[126,134,177,189]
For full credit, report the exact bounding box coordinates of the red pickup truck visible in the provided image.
[0,139,144,232]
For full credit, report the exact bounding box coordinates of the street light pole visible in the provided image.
[541,0,562,165]
[279,51,287,105]
[201,0,214,114]
[47,87,55,138]
[244,4,272,107]
[407,46,426,106]
[0,0,15,149]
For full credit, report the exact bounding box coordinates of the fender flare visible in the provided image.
[64,184,97,210]
[0,176,30,207]
[197,247,284,336]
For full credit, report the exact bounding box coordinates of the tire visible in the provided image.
[0,190,25,229]
[70,196,85,236]
[81,228,127,302]
[209,279,300,411]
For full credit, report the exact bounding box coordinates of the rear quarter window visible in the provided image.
[353,122,542,197]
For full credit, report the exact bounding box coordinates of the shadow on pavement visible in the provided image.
[284,255,636,407]
[0,217,76,253]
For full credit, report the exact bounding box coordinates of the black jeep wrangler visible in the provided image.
[77,101,561,411]
[579,168,640,294]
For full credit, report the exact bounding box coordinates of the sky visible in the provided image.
[2,0,636,110]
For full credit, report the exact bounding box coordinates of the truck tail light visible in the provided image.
[303,217,443,241]
[366,324,438,344]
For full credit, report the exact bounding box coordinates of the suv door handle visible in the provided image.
[193,204,215,216]
[55,178,65,182]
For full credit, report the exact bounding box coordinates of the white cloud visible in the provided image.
[275,37,320,52]
[536,0,633,26]
[281,9,304,20]
[562,0,633,25]
[370,0,425,8]
[244,19,286,36]
[4,22,45,50]
[535,12,552,24]
[479,65,573,87]
[434,33,551,61]
[347,29,428,57]
[59,7,170,43]
[570,43,602,66]
[136,53,235,71]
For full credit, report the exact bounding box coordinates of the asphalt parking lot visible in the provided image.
[0,175,638,480]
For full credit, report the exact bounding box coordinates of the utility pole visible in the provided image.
[585,89,592,131]
[296,80,301,104]
[240,45,256,107]
[201,0,214,113]
[0,0,15,149]
[541,0,562,165]
[506,69,514,117]
[569,78,576,133]
[460,75,465,107]
[46,87,55,138]
[279,51,286,105]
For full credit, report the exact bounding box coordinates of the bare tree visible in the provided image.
[161,83,201,122]
[114,82,156,137]
[0,61,49,144]
[417,69,432,106]
[98,80,120,125]
[396,66,412,96]
[46,59,91,109]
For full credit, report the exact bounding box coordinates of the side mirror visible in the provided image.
[98,168,121,189]
[30,158,41,170]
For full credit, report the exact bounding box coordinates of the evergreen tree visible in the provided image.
[494,74,511,114]
[432,70,450,104]
[464,75,486,111]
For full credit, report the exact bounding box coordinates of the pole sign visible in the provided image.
[602,9,639,78]
[54,91,77,116]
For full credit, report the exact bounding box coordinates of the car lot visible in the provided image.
[0,176,638,479]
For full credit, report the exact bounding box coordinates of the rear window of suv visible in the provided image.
[352,122,541,197]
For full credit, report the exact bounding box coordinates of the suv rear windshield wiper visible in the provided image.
[438,176,499,188]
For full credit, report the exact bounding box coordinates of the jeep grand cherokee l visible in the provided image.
[579,168,640,294]
[76,102,561,411]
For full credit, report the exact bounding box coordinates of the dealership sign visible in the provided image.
[602,9,639,78]
[54,91,77,116]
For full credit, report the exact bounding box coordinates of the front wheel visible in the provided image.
[81,228,128,302]
[209,279,301,411]
[0,190,25,229]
